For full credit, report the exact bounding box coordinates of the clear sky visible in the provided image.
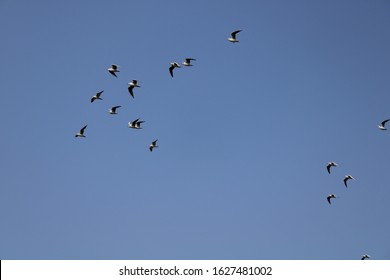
[1,0,390,260]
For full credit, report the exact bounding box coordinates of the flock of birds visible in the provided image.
[326,117,390,208]
[74,30,242,151]
[324,114,390,260]
[73,28,384,260]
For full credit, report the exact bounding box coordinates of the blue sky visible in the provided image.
[1,0,390,260]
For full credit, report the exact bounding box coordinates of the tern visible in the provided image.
[149,139,158,152]
[91,90,103,103]
[326,162,338,174]
[107,64,119,77]
[109,106,121,114]
[361,254,371,260]
[128,118,144,129]
[182,58,196,66]
[378,119,390,130]
[169,62,180,77]
[327,194,336,204]
[128,80,140,98]
[343,175,355,188]
[75,125,87,138]
[228,30,242,43]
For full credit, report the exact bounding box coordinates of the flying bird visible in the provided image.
[128,118,144,129]
[107,64,119,77]
[343,175,355,188]
[149,139,158,152]
[75,125,87,138]
[228,30,242,43]
[182,58,196,66]
[128,80,140,98]
[169,62,181,77]
[90,90,103,103]
[326,162,338,174]
[378,119,390,130]
[109,106,121,114]
[327,194,336,204]
[361,254,371,260]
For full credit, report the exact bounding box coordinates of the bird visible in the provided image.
[107,64,119,77]
[90,90,103,103]
[128,80,140,98]
[326,162,338,174]
[75,125,87,138]
[327,194,336,204]
[128,118,144,129]
[343,175,355,188]
[182,58,196,66]
[108,106,121,114]
[361,254,371,260]
[149,139,158,152]
[169,62,181,77]
[228,30,242,43]
[378,119,390,130]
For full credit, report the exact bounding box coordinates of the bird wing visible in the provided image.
[113,105,121,110]
[344,178,348,187]
[96,90,103,98]
[152,139,158,145]
[128,86,134,98]
[131,119,139,126]
[231,30,242,38]
[91,97,96,103]
[80,125,87,134]
[327,196,331,204]
[111,64,117,70]
[169,65,174,77]
[109,71,117,77]
[382,119,390,126]
[327,164,331,174]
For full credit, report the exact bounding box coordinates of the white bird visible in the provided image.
[169,62,181,77]
[149,139,158,152]
[182,58,196,66]
[327,194,336,204]
[107,64,119,77]
[75,125,87,138]
[109,106,121,114]
[343,175,355,188]
[326,162,338,174]
[361,254,371,260]
[378,119,390,130]
[128,80,140,98]
[128,118,144,129]
[91,90,103,103]
[228,30,242,43]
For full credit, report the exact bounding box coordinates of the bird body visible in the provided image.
[326,161,338,174]
[228,30,242,43]
[343,175,355,188]
[107,64,119,77]
[149,139,158,152]
[182,58,196,66]
[109,106,121,114]
[169,62,181,77]
[128,118,144,129]
[128,80,140,98]
[327,194,336,204]
[378,119,390,130]
[75,125,87,137]
[91,90,103,103]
